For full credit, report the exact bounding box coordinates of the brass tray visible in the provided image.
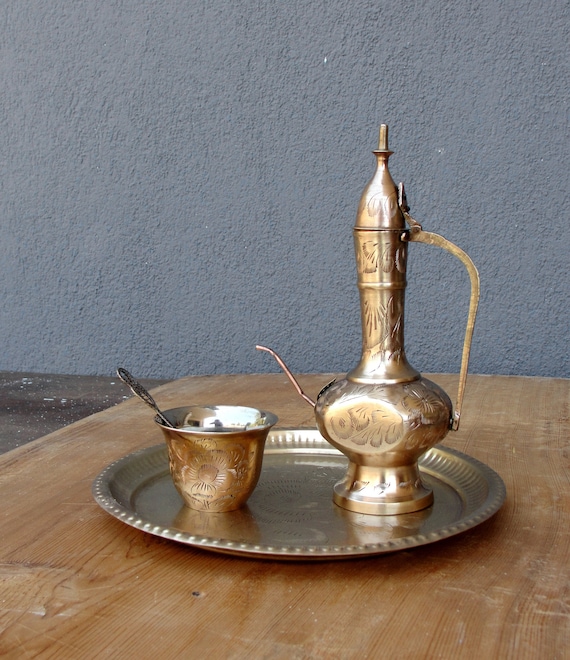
[92,429,505,560]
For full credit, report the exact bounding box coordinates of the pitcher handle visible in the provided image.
[400,193,480,432]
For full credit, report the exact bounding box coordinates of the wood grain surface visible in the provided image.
[0,373,568,658]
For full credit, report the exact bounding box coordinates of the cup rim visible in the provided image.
[153,404,278,434]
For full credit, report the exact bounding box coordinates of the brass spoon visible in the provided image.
[116,367,175,428]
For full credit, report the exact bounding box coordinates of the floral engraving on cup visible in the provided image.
[167,436,256,511]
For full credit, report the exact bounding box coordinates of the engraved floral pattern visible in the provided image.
[318,379,451,457]
[167,436,255,511]
[403,423,446,452]
[364,298,386,340]
[359,240,380,273]
[185,449,246,495]
[358,240,406,275]
[402,384,449,424]
[363,296,395,340]
[366,190,399,221]
[329,405,402,448]
[394,243,407,273]
[362,293,403,364]
[400,383,451,452]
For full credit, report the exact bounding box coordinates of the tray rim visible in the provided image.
[92,428,506,560]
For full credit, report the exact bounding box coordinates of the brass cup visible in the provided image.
[155,405,278,512]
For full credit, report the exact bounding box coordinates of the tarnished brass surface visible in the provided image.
[155,405,277,512]
[92,429,506,560]
[258,125,479,515]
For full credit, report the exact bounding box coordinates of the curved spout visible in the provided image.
[255,345,316,407]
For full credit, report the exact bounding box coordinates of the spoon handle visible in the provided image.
[116,368,174,427]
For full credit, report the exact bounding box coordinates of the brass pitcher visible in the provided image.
[258,124,479,515]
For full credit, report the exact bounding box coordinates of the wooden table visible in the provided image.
[1,373,568,658]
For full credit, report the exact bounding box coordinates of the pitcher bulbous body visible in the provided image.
[315,376,452,514]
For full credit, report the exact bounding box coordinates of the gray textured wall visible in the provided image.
[2,1,569,380]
